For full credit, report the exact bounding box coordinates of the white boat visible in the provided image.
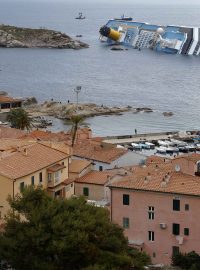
[166,146,179,153]
[156,146,167,154]
[145,142,155,149]
[185,145,196,152]
[158,140,174,146]
[116,145,125,149]
[131,143,142,150]
[170,139,187,147]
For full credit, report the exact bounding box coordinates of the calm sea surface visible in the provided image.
[0,1,200,136]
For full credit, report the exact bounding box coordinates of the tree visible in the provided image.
[0,187,132,270]
[128,248,151,270]
[70,114,85,147]
[172,251,200,270]
[7,108,32,130]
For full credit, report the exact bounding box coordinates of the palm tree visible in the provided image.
[7,108,32,130]
[70,114,85,147]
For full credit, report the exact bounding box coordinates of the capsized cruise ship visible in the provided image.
[99,19,200,55]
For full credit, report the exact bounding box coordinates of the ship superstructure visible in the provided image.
[99,19,200,55]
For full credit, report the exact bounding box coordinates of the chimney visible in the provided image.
[144,177,148,184]
[23,148,28,156]
[161,178,167,187]
[147,174,151,181]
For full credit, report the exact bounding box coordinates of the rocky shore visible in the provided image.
[25,101,134,119]
[0,24,89,49]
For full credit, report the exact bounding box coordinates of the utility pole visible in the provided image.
[74,86,81,105]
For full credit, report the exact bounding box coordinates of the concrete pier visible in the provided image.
[102,130,199,145]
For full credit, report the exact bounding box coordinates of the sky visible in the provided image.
[1,0,200,3]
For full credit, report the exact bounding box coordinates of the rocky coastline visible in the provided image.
[25,101,135,119]
[0,24,89,49]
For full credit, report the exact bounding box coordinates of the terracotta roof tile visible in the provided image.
[146,155,169,166]
[0,96,22,103]
[69,159,91,173]
[75,171,112,185]
[47,164,66,172]
[173,153,200,163]
[0,127,25,139]
[110,163,200,196]
[0,143,68,179]
[73,141,127,163]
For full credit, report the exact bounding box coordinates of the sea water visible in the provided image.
[0,1,200,136]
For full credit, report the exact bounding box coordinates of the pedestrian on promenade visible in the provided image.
[135,129,137,135]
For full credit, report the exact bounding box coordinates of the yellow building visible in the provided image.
[0,142,73,221]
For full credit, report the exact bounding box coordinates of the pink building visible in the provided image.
[109,162,200,265]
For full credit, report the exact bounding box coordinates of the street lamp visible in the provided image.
[74,86,81,105]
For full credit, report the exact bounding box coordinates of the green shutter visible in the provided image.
[83,187,89,196]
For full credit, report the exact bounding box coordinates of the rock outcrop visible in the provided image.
[0,25,89,49]
[25,102,132,119]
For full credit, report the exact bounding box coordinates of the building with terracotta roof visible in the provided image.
[75,170,115,202]
[69,159,93,180]
[73,140,146,171]
[109,162,200,265]
[0,96,22,112]
[19,128,92,144]
[0,126,25,139]
[0,142,72,221]
[172,153,200,176]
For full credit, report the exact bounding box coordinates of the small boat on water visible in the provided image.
[185,145,196,152]
[156,146,167,154]
[75,12,86,20]
[158,140,173,147]
[131,143,142,150]
[166,146,179,154]
[114,14,132,21]
[178,146,189,153]
[170,139,188,147]
[195,144,200,151]
[145,142,155,149]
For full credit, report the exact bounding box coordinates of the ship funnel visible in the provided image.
[99,25,121,41]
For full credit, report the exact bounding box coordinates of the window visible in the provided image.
[99,166,103,171]
[123,217,129,229]
[62,162,64,165]
[185,204,189,211]
[48,173,52,183]
[172,223,180,235]
[31,176,34,185]
[172,246,179,256]
[71,183,73,187]
[153,252,156,258]
[148,231,154,241]
[148,206,155,220]
[39,172,42,183]
[197,162,200,172]
[55,171,61,183]
[173,199,180,211]
[123,194,129,205]
[184,228,189,236]
[83,187,89,196]
[20,182,24,192]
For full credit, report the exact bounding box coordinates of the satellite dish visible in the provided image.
[175,164,180,172]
